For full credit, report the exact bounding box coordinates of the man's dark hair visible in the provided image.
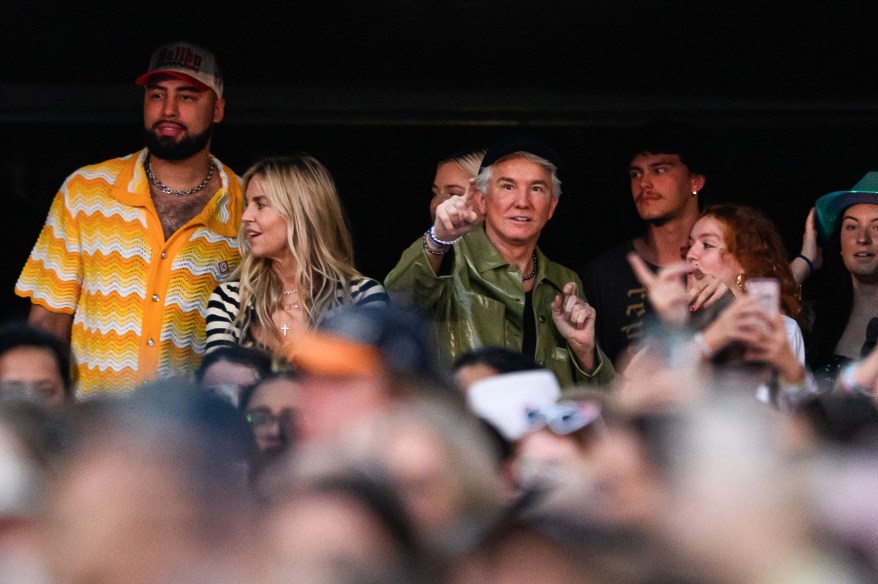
[625,120,713,176]
[452,346,541,375]
[0,322,72,395]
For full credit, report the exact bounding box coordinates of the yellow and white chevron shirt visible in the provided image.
[16,149,243,397]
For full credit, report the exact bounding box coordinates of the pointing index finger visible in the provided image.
[627,252,656,288]
[463,178,478,204]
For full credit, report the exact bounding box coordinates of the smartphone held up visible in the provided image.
[745,278,780,317]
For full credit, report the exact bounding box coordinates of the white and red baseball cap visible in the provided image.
[135,41,223,99]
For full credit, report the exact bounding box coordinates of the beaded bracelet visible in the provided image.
[795,254,814,277]
[423,231,450,255]
[429,225,462,247]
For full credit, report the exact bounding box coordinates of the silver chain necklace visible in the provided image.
[145,156,215,197]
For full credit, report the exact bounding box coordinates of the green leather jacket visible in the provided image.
[385,225,614,388]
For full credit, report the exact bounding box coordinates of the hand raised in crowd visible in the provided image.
[838,344,878,399]
[627,253,691,328]
[792,207,823,285]
[688,269,733,311]
[741,312,805,384]
[700,295,767,354]
[802,207,823,269]
[699,295,802,379]
[551,282,597,371]
[432,178,483,242]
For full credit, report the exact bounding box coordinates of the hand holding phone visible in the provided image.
[745,278,780,317]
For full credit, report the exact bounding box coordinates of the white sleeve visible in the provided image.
[782,316,806,365]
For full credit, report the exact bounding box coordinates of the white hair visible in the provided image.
[474,151,562,198]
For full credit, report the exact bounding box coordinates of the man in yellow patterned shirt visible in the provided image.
[15,41,243,396]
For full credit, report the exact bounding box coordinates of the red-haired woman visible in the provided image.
[627,204,813,410]
[683,204,811,407]
[686,204,803,318]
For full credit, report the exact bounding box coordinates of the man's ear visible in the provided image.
[690,173,706,194]
[213,98,226,124]
[475,189,487,216]
[546,195,560,220]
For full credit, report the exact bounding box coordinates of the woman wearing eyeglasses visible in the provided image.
[241,372,301,461]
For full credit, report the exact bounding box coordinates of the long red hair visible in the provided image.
[701,204,801,319]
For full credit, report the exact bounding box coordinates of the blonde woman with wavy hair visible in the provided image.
[205,154,388,355]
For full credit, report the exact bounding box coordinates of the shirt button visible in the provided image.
[538,360,545,366]
[146,338,155,347]
[152,294,160,302]
[538,315,546,323]
[160,251,167,259]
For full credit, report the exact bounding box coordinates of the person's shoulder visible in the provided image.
[213,157,243,192]
[208,281,242,318]
[584,240,637,273]
[782,314,803,335]
[64,152,140,188]
[213,280,241,298]
[350,276,390,304]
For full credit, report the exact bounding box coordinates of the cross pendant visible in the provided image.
[281,323,290,336]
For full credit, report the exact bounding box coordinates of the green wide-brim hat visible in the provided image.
[815,171,878,243]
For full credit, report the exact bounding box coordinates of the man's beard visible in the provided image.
[144,123,213,161]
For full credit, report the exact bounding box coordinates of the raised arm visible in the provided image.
[424,179,483,273]
[790,207,822,285]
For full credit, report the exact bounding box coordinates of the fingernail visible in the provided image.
[689,306,696,312]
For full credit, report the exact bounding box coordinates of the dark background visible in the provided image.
[4,2,878,322]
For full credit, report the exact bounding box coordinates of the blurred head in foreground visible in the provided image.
[41,380,258,584]
[286,304,450,443]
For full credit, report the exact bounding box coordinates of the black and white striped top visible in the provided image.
[205,277,390,353]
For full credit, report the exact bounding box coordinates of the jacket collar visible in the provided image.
[463,224,566,290]
[463,224,509,273]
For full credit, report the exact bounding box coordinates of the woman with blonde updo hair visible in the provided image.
[206,154,388,356]
[429,149,486,221]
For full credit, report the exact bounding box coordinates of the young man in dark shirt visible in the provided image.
[581,121,710,367]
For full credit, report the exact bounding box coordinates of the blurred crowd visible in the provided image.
[1,300,878,584]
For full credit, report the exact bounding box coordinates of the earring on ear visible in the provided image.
[735,273,745,290]
[691,190,698,196]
